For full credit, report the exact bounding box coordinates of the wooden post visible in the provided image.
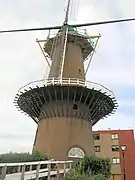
[17,165,21,173]
[56,163,60,180]
[21,164,25,180]
[29,165,32,171]
[64,162,66,177]
[36,163,40,180]
[12,166,15,173]
[69,162,72,169]
[1,165,7,180]
[47,163,51,180]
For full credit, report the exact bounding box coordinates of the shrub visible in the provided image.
[74,156,111,178]
[64,169,85,180]
[62,170,107,180]
[90,174,107,180]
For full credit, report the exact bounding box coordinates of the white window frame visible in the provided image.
[112,158,120,164]
[111,134,119,140]
[68,147,85,158]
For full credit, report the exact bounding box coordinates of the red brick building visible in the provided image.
[93,129,135,180]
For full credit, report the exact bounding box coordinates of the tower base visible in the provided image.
[33,117,94,160]
[15,78,117,160]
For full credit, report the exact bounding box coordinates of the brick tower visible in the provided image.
[14,1,118,160]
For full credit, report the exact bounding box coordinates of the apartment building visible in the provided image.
[93,129,135,180]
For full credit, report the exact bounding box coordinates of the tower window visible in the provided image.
[68,147,85,158]
[79,69,82,75]
[73,104,78,110]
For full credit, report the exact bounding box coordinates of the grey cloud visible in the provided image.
[0,0,65,28]
[0,133,34,140]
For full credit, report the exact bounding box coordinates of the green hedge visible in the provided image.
[0,151,49,163]
[75,156,111,178]
[63,156,111,180]
[64,170,107,180]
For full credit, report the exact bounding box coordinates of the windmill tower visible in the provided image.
[14,0,118,160]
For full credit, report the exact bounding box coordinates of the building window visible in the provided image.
[111,134,119,140]
[68,147,85,158]
[73,104,78,110]
[94,146,100,152]
[112,158,120,164]
[93,134,100,140]
[79,69,82,75]
[112,145,119,151]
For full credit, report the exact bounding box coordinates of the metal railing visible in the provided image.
[18,78,115,98]
[0,160,72,180]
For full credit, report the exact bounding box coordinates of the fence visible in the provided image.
[0,160,73,180]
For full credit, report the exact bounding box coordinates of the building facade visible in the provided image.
[93,129,135,180]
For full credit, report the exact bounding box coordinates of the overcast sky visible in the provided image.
[0,0,135,153]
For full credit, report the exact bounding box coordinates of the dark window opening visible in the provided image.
[112,145,119,151]
[94,146,100,152]
[73,104,78,110]
[79,69,82,75]
[93,134,100,140]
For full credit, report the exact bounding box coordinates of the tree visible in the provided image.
[0,151,49,174]
[0,151,49,163]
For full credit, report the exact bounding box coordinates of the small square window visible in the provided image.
[93,134,100,140]
[73,104,78,110]
[94,146,100,152]
[111,134,119,140]
[112,145,119,151]
[79,69,82,75]
[112,158,120,164]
